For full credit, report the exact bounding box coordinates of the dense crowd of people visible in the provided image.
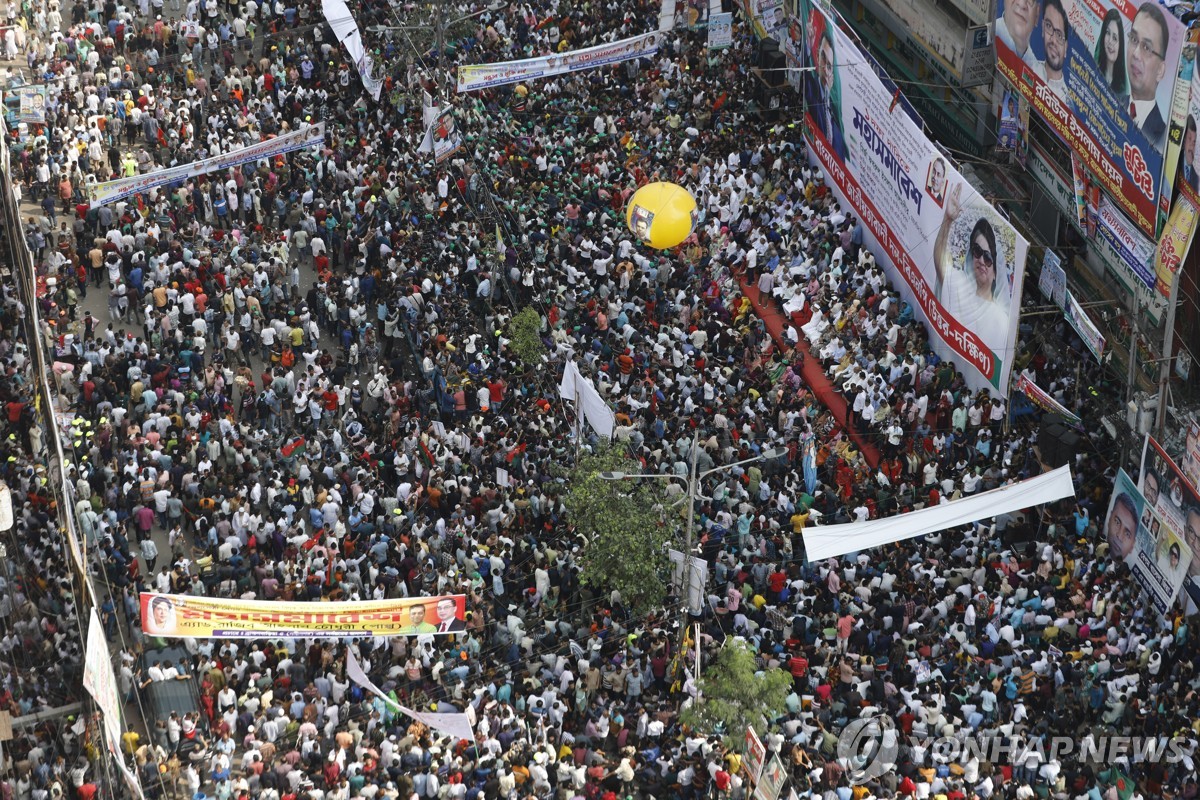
[1,0,1195,798]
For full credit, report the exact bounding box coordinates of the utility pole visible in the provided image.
[683,430,700,619]
[1156,273,1182,438]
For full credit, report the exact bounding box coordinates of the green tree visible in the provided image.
[564,442,672,615]
[504,307,546,368]
[681,639,792,751]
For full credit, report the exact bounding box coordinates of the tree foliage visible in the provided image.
[505,307,546,368]
[681,639,792,751]
[564,442,672,615]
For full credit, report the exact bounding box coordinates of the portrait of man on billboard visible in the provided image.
[806,23,847,161]
[1122,1,1169,154]
[926,158,947,207]
[996,0,1041,70]
[1031,0,1069,101]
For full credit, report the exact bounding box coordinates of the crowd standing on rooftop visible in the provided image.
[1,0,1198,798]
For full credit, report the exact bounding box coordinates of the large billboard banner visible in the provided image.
[1139,436,1200,610]
[1108,467,1192,614]
[140,593,468,638]
[995,0,1187,238]
[793,0,1028,394]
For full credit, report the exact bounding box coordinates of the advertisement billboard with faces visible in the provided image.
[1107,468,1192,614]
[791,0,1029,394]
[995,0,1187,238]
[1139,436,1200,611]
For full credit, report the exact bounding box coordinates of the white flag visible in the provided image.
[397,704,476,742]
[557,362,614,438]
[347,651,475,741]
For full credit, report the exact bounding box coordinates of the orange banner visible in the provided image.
[140,593,467,638]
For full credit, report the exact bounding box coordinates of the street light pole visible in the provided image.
[599,440,786,617]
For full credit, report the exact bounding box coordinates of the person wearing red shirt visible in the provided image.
[789,652,809,689]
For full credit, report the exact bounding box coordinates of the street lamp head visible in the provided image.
[761,447,788,460]
[599,471,626,481]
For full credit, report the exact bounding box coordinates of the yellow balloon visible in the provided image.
[625,182,698,250]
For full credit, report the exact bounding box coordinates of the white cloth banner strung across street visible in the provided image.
[89,124,326,206]
[456,32,662,92]
[558,360,615,439]
[346,650,475,741]
[802,465,1076,561]
[322,0,384,100]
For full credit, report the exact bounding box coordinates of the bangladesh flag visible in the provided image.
[282,436,307,458]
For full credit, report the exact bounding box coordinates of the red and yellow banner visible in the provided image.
[140,593,467,639]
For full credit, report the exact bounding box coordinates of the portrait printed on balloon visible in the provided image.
[629,205,656,244]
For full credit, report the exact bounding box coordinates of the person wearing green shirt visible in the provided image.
[402,604,436,635]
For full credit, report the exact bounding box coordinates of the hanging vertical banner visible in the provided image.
[1155,193,1198,298]
[1162,28,1197,213]
[82,609,123,745]
[1177,29,1200,205]
[1183,422,1200,493]
[997,90,1020,154]
[792,0,1028,395]
[708,12,733,49]
[1069,156,1100,237]
[1098,194,1157,289]
[1039,248,1067,309]
[1064,291,1106,362]
[994,0,1188,238]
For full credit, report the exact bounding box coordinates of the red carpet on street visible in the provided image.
[736,274,881,467]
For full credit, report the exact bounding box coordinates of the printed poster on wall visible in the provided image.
[994,0,1188,239]
[1139,436,1200,610]
[794,0,1028,395]
[1107,468,1192,614]
[140,593,469,638]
